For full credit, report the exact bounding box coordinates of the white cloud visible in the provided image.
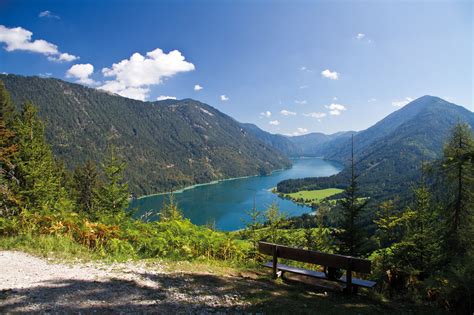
[0,25,77,62]
[303,112,327,119]
[300,66,312,72]
[260,111,272,118]
[356,33,365,40]
[66,63,96,85]
[285,127,309,136]
[269,120,280,126]
[325,103,347,115]
[99,48,195,101]
[392,97,413,107]
[38,72,52,77]
[0,25,58,54]
[194,84,203,91]
[38,11,60,19]
[157,95,177,101]
[321,69,339,80]
[294,100,307,105]
[333,96,338,101]
[299,85,309,89]
[48,52,79,63]
[368,98,377,103]
[280,109,296,116]
[220,94,229,101]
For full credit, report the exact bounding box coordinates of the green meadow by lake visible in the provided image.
[130,158,343,231]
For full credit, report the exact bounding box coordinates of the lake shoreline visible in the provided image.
[136,166,291,200]
[135,157,344,201]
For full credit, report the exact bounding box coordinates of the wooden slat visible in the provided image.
[263,262,328,280]
[263,262,376,288]
[340,275,376,288]
[258,242,371,274]
[258,241,276,256]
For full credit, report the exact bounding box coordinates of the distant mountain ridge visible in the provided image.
[276,95,474,201]
[1,74,291,195]
[238,123,301,157]
[240,123,355,157]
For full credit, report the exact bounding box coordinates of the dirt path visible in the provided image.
[0,251,253,314]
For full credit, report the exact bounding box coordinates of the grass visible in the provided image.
[0,233,255,269]
[282,188,344,206]
[0,234,99,262]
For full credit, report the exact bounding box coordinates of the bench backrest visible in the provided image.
[258,241,371,274]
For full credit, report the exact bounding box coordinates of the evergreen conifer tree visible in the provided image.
[14,102,59,212]
[0,81,20,216]
[159,193,183,221]
[403,179,441,278]
[243,197,263,257]
[265,202,285,243]
[96,146,129,217]
[73,160,100,217]
[441,122,474,258]
[335,135,367,256]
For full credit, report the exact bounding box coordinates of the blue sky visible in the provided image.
[0,0,472,135]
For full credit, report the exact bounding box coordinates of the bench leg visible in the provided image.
[272,246,278,279]
[345,259,353,294]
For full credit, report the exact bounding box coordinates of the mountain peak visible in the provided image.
[401,95,472,117]
[403,95,445,109]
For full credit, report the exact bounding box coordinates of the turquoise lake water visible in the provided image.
[130,158,342,231]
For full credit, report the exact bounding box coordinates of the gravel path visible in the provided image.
[0,251,254,314]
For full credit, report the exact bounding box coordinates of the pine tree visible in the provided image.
[403,179,441,279]
[160,193,182,221]
[73,160,100,216]
[0,81,20,216]
[14,102,59,212]
[335,135,367,256]
[441,122,474,258]
[265,202,285,243]
[373,200,403,248]
[96,146,129,217]
[243,197,263,257]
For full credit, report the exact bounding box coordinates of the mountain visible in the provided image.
[238,123,301,157]
[321,96,474,163]
[240,123,354,157]
[277,96,474,202]
[1,74,291,195]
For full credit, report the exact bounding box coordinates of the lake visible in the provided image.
[130,158,343,231]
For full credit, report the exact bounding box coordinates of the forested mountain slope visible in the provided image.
[278,96,474,201]
[1,74,290,195]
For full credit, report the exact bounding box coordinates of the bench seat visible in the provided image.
[263,262,376,288]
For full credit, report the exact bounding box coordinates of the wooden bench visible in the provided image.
[258,241,376,294]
